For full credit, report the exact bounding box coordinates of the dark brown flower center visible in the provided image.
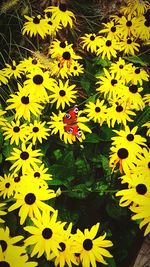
[126,20,132,27]
[74,66,77,70]
[5,183,10,188]
[14,176,21,182]
[33,74,43,85]
[83,239,93,250]
[42,228,53,239]
[20,151,29,160]
[33,17,40,24]
[127,39,132,44]
[111,26,116,32]
[126,134,134,141]
[11,65,16,70]
[33,126,39,133]
[60,41,66,48]
[129,85,138,93]
[34,172,40,178]
[145,19,150,27]
[148,162,150,169]
[21,96,29,104]
[62,51,71,60]
[90,35,95,41]
[136,184,147,195]
[106,40,112,46]
[59,3,67,12]
[135,68,140,74]
[116,105,123,112]
[0,261,10,267]
[95,107,101,112]
[0,240,7,252]
[117,148,128,159]
[32,59,38,65]
[13,126,20,133]
[119,65,124,69]
[59,90,66,96]
[111,79,117,86]
[48,21,53,25]
[58,242,66,251]
[25,193,36,205]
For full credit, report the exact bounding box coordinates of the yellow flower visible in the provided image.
[2,120,28,145]
[111,125,147,153]
[7,143,43,174]
[49,40,73,58]
[116,173,150,207]
[69,61,84,76]
[99,21,120,40]
[106,102,136,128]
[126,66,149,85]
[135,148,150,180]
[22,15,49,39]
[49,79,77,109]
[84,99,107,125]
[119,37,140,55]
[0,109,7,126]
[6,83,43,121]
[24,69,57,103]
[143,94,150,106]
[117,15,141,38]
[2,60,24,79]
[109,145,139,174]
[134,15,150,41]
[0,173,15,199]
[80,33,101,53]
[123,84,145,111]
[96,68,128,99]
[26,120,50,145]
[20,56,45,74]
[143,121,150,136]
[72,223,113,266]
[45,4,75,28]
[120,0,150,16]
[96,36,119,60]
[109,57,133,82]
[8,179,56,225]
[24,210,65,259]
[0,203,6,223]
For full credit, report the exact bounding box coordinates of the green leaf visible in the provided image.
[80,78,91,93]
[93,57,111,67]
[66,184,90,199]
[106,201,128,220]
[123,55,148,66]
[107,258,117,267]
[47,179,64,186]
[0,154,3,163]
[132,106,150,128]
[84,133,101,143]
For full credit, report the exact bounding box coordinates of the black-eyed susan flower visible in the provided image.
[0,203,6,223]
[117,15,140,38]
[26,120,50,145]
[109,145,138,174]
[0,174,15,199]
[109,57,133,82]
[134,15,150,41]
[23,163,52,184]
[44,14,62,36]
[0,245,38,267]
[126,66,149,85]
[69,61,84,76]
[49,79,77,109]
[96,68,128,99]
[24,69,57,103]
[120,0,150,16]
[84,99,107,125]
[2,120,28,145]
[0,70,8,85]
[123,84,145,111]
[130,196,150,236]
[116,173,150,207]
[24,210,65,259]
[96,36,119,60]
[6,83,43,121]
[2,60,24,79]
[119,37,140,55]
[72,223,113,266]
[7,143,43,174]
[49,59,70,79]
[106,102,136,128]
[45,4,75,28]
[80,33,101,53]
[99,21,120,40]
[0,226,24,253]
[8,179,56,225]
[143,122,150,136]
[22,15,49,39]
[111,126,147,153]
[50,223,78,267]
[19,56,45,74]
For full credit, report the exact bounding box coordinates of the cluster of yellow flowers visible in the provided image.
[0,0,150,266]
